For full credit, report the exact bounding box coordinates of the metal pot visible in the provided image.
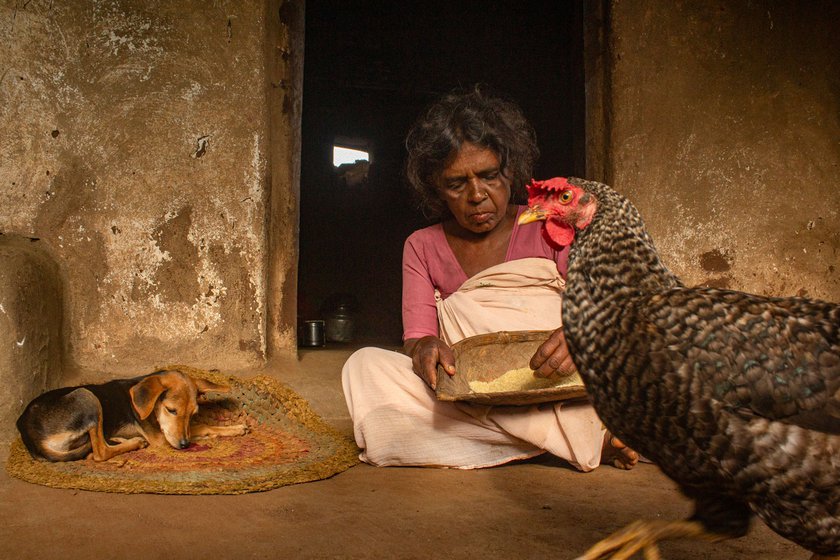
[300,320,326,347]
[326,307,355,342]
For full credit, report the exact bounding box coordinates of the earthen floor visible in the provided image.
[0,345,805,559]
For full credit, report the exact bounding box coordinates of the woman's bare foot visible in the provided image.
[601,433,639,470]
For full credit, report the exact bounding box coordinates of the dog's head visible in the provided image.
[129,370,230,449]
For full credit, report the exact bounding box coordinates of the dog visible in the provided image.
[16,369,247,462]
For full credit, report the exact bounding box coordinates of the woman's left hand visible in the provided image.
[529,326,577,378]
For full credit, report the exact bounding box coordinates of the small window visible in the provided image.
[332,137,371,187]
[333,146,369,167]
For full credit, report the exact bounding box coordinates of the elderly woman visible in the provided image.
[342,86,638,471]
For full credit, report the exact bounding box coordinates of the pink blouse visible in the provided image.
[402,205,570,340]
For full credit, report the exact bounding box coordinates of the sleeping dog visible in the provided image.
[16,369,247,462]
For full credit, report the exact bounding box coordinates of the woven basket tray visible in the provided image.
[435,330,588,406]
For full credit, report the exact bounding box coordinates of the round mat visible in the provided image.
[6,366,359,494]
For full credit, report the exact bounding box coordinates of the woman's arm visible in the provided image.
[402,234,441,339]
[401,234,457,389]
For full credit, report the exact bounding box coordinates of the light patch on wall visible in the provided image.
[182,81,204,101]
[241,132,266,356]
[94,2,166,82]
[98,211,226,344]
[100,11,155,56]
[49,68,82,106]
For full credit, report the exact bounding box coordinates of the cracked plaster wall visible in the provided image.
[0,0,300,374]
[593,0,839,301]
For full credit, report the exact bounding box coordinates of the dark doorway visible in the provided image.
[298,1,585,346]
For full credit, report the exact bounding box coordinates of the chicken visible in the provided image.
[518,177,840,559]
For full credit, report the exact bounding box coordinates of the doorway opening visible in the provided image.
[298,1,585,347]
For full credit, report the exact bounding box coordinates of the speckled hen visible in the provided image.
[519,177,839,559]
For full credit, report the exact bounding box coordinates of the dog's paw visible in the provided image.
[109,436,147,448]
[212,424,248,437]
[191,423,249,439]
[119,437,148,451]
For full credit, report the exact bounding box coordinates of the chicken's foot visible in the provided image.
[573,519,725,560]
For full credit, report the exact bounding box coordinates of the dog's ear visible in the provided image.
[130,375,167,420]
[193,377,230,395]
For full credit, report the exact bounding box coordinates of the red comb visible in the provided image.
[526,177,571,198]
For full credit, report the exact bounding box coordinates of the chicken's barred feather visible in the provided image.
[521,177,840,558]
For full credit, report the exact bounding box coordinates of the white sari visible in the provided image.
[341,258,606,470]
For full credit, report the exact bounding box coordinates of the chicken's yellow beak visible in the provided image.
[518,206,546,225]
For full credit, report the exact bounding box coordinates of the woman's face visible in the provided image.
[436,142,511,235]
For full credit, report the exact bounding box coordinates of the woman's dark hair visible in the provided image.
[405,85,539,219]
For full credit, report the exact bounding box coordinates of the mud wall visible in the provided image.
[588,0,839,300]
[0,0,303,375]
[0,235,63,445]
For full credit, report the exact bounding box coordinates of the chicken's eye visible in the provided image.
[560,191,574,204]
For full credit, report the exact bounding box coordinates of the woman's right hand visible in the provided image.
[404,336,456,390]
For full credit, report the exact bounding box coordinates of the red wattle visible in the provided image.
[543,218,575,249]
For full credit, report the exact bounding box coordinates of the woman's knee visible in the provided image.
[342,346,406,382]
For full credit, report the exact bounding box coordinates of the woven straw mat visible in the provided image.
[5,365,359,494]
